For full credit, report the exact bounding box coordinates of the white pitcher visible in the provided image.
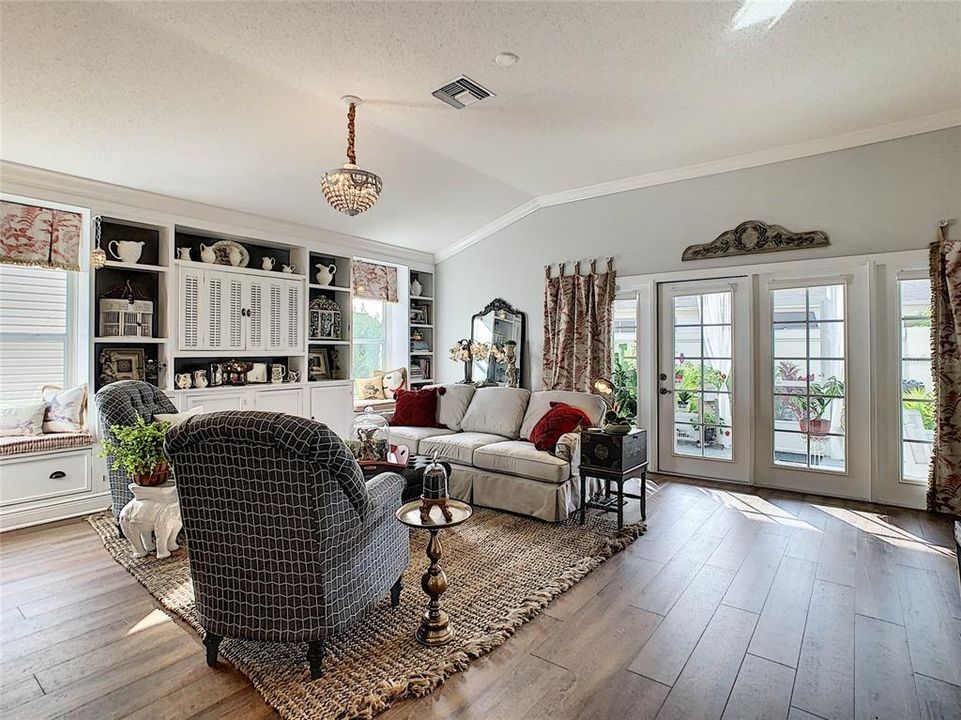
[282,264,295,274]
[315,263,337,286]
[228,246,243,267]
[175,373,192,389]
[192,369,209,388]
[177,247,191,261]
[108,240,144,264]
[261,257,276,271]
[200,244,216,264]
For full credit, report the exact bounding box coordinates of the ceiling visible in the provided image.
[1,1,959,257]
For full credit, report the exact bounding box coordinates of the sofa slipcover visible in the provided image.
[473,440,571,484]
[432,384,476,431]
[459,387,531,439]
[420,432,509,465]
[389,426,455,455]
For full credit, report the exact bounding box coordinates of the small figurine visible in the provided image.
[356,427,382,462]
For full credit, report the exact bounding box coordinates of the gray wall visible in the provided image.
[436,127,961,389]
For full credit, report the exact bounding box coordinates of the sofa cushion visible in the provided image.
[389,426,455,455]
[390,387,442,428]
[519,391,607,441]
[460,387,531,439]
[473,441,571,484]
[530,403,592,452]
[431,383,476,431]
[420,432,509,465]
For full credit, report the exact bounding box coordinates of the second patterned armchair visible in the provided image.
[164,411,410,679]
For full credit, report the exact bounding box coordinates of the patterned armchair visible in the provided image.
[164,411,409,679]
[94,380,177,521]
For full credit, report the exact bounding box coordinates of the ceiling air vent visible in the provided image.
[432,76,494,109]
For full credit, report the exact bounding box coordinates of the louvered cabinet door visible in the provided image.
[284,280,304,353]
[266,282,283,351]
[223,275,246,350]
[246,279,265,352]
[205,271,225,350]
[177,266,204,350]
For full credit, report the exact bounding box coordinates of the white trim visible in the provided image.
[435,110,961,263]
[767,274,851,290]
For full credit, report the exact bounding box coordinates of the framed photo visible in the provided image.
[409,307,427,324]
[309,349,330,381]
[99,347,145,386]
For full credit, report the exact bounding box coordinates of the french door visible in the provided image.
[656,278,752,482]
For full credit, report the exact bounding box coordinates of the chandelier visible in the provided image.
[321,96,382,216]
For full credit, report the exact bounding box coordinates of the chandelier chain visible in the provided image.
[347,103,356,165]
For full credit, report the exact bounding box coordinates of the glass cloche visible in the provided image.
[351,407,391,462]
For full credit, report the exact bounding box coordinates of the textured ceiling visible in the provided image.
[1,1,959,255]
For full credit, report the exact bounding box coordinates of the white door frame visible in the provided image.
[619,249,929,508]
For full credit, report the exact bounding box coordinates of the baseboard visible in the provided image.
[0,492,111,532]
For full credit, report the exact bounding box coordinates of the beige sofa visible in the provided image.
[389,385,606,522]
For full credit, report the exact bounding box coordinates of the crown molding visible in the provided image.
[0,161,434,268]
[434,110,961,263]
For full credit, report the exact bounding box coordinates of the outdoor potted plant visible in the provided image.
[792,377,845,435]
[99,415,172,486]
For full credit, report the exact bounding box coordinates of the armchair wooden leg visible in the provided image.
[390,575,403,607]
[203,632,222,667]
[307,640,325,680]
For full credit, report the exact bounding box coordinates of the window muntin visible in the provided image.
[898,278,933,484]
[351,298,387,385]
[771,284,846,472]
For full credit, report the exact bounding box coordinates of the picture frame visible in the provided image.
[210,362,223,386]
[309,349,330,381]
[99,347,145,387]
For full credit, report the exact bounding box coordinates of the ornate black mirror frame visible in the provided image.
[470,298,526,388]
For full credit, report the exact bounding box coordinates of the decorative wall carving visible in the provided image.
[682,220,829,261]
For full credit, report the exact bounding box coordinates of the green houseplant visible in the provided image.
[99,416,172,486]
[790,377,845,435]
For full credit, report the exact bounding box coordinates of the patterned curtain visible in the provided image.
[543,258,616,391]
[1,201,82,271]
[351,260,398,303]
[928,223,961,516]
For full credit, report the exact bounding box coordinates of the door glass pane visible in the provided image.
[898,278,933,484]
[671,290,734,461]
[772,284,846,472]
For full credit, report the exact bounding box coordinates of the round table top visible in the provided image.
[395,498,473,530]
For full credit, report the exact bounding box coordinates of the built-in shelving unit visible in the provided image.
[408,271,434,386]
[307,252,352,383]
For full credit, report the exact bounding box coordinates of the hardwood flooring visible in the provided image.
[2,477,959,720]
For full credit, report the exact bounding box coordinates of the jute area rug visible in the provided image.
[88,509,645,720]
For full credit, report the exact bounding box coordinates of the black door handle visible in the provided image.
[658,387,670,395]
[49,470,66,479]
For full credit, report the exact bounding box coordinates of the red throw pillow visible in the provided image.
[530,402,591,452]
[390,387,443,428]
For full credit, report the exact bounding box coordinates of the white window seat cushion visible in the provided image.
[388,426,455,455]
[473,440,571,485]
[420,432,509,465]
[0,431,94,458]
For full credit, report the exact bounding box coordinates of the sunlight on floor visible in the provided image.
[126,608,170,636]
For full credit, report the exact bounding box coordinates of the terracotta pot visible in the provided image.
[798,419,831,435]
[134,463,170,487]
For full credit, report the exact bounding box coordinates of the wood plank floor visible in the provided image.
[2,477,959,720]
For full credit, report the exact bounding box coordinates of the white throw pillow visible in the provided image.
[519,390,607,441]
[459,387,531,440]
[0,402,46,437]
[41,383,88,433]
[432,383,476,431]
[155,405,205,427]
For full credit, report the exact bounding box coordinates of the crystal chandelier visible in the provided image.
[321,96,382,216]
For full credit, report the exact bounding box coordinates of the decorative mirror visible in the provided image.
[471,298,525,387]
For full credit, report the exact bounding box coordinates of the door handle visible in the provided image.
[49,470,66,479]
[658,387,670,395]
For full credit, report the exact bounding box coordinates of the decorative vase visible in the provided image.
[200,244,216,264]
[315,263,337,286]
[411,277,423,297]
[134,462,170,487]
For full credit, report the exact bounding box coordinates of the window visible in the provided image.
[898,277,933,484]
[771,284,846,472]
[351,298,388,383]
[611,295,638,420]
[672,292,734,460]
[0,264,76,404]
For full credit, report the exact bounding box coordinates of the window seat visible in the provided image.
[353,398,396,415]
[0,432,94,458]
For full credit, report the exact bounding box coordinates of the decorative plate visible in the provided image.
[211,240,249,267]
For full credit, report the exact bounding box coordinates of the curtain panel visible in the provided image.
[351,260,398,303]
[928,224,961,516]
[543,259,616,392]
[1,201,82,271]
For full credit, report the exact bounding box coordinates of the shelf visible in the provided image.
[172,259,307,281]
[309,340,350,346]
[169,381,309,394]
[410,351,434,356]
[410,295,434,302]
[309,283,351,293]
[410,378,434,384]
[102,260,168,274]
[94,337,167,344]
[410,323,433,329]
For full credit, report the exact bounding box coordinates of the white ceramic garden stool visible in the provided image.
[119,482,183,559]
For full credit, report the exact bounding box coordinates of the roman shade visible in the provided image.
[351,260,398,302]
[1,201,82,271]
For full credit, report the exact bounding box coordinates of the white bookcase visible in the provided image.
[408,270,435,386]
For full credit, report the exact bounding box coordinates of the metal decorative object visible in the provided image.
[682,220,830,261]
[321,97,382,216]
[309,296,342,340]
[99,279,154,338]
[420,452,452,523]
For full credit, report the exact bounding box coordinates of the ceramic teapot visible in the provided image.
[281,264,296,274]
[108,240,144,264]
[261,257,276,271]
[315,263,337,286]
[200,244,216,264]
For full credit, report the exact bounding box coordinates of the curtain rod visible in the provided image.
[544,257,614,278]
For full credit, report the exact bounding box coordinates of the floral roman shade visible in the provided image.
[351,260,398,303]
[543,258,617,392]
[1,201,82,271]
[928,223,961,516]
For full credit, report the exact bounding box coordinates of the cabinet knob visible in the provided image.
[49,470,67,479]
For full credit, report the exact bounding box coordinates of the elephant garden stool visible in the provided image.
[119,482,183,559]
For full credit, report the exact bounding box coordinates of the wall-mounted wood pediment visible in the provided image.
[682,220,829,261]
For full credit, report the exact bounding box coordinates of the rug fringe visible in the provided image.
[336,519,646,719]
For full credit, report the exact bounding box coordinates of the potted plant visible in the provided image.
[791,377,845,435]
[99,416,172,486]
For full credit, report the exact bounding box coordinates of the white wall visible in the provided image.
[436,127,961,389]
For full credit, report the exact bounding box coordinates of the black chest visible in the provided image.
[581,429,647,472]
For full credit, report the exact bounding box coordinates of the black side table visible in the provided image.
[577,428,648,530]
[579,463,647,530]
